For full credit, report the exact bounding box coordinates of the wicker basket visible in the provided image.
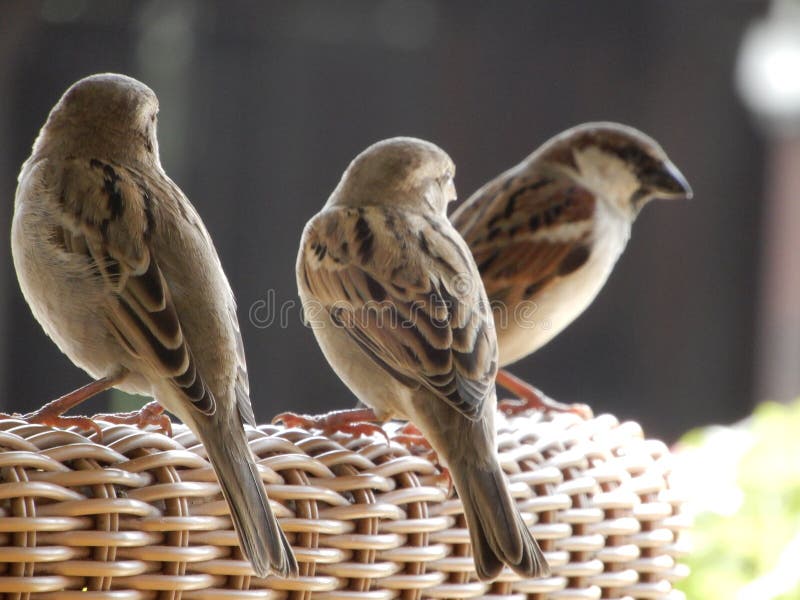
[0,409,689,599]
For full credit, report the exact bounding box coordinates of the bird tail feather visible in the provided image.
[199,420,298,578]
[450,458,550,581]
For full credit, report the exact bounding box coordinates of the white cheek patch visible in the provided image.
[573,147,640,212]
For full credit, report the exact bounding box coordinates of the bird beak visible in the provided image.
[444,178,457,204]
[651,160,693,201]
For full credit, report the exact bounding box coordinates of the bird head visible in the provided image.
[329,136,456,215]
[539,122,692,219]
[36,73,160,163]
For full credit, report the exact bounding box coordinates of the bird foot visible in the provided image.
[496,369,593,419]
[273,408,390,444]
[392,421,434,451]
[93,400,172,437]
[0,374,127,440]
[3,407,104,438]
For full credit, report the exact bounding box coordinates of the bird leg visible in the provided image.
[93,400,172,437]
[3,373,126,437]
[496,369,593,419]
[273,407,390,443]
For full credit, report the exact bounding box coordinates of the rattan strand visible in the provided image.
[0,410,689,599]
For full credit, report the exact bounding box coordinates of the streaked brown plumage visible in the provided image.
[453,122,692,369]
[11,73,297,578]
[297,137,549,581]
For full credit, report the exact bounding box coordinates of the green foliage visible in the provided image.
[110,389,144,412]
[677,401,800,600]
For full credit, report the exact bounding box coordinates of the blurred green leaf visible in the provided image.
[677,400,800,599]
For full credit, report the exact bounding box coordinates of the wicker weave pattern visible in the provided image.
[0,411,688,599]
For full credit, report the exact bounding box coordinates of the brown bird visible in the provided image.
[451,122,692,414]
[292,137,549,581]
[10,73,297,578]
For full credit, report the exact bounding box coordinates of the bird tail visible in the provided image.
[197,417,298,578]
[449,457,550,581]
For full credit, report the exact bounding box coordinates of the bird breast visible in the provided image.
[11,170,139,388]
[497,200,631,366]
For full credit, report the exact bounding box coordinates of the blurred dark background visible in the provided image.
[1,0,791,443]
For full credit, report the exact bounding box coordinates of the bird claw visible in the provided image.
[0,375,128,441]
[499,396,593,420]
[272,412,318,430]
[496,369,593,419]
[93,401,172,436]
[392,421,433,451]
[334,420,390,444]
[273,409,390,444]
[6,408,105,439]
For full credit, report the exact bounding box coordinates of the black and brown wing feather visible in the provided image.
[55,157,215,414]
[451,169,596,308]
[301,206,497,420]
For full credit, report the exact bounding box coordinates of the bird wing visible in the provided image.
[229,303,256,426]
[300,206,497,420]
[451,169,596,304]
[53,157,216,415]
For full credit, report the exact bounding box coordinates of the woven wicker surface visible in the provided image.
[0,409,689,599]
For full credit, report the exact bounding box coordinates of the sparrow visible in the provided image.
[10,73,297,578]
[450,122,692,414]
[294,137,549,581]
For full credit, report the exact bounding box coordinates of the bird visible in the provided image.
[293,136,549,581]
[10,73,298,578]
[450,122,692,415]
